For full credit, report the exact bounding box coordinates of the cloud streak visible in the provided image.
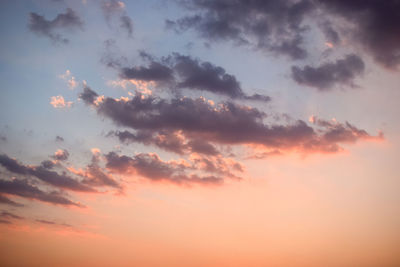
[0,154,95,192]
[0,179,82,207]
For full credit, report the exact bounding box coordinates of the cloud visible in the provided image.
[166,0,313,60]
[101,0,134,37]
[115,53,270,101]
[0,179,82,207]
[309,116,384,145]
[319,20,340,46]
[80,86,99,105]
[69,154,121,189]
[291,54,365,90]
[101,0,125,20]
[317,0,400,69]
[59,70,78,89]
[28,8,83,43]
[170,1,400,69]
[55,136,64,142]
[36,219,71,228]
[0,154,95,192]
[120,62,174,83]
[50,96,73,108]
[120,15,133,37]
[105,152,226,185]
[1,211,24,220]
[81,88,381,154]
[0,194,24,207]
[111,130,219,156]
[52,149,69,161]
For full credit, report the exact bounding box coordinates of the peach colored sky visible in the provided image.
[1,1,400,266]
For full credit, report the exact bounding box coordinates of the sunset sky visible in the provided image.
[0,0,400,266]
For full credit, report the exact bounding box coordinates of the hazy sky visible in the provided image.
[1,1,400,266]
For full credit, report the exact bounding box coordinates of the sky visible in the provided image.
[0,0,399,266]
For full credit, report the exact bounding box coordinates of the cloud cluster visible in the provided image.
[317,0,400,69]
[0,150,122,208]
[81,87,381,155]
[16,1,388,216]
[28,8,83,43]
[169,0,400,71]
[166,0,313,60]
[59,70,78,89]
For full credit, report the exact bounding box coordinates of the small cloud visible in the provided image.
[325,42,334,48]
[91,148,101,155]
[50,96,73,108]
[52,149,69,161]
[59,70,78,89]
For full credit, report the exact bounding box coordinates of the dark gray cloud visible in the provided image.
[120,62,174,83]
[291,54,365,90]
[28,8,83,43]
[170,1,400,69]
[111,130,219,156]
[29,166,95,192]
[82,88,380,154]
[0,154,95,192]
[167,0,313,60]
[105,152,225,185]
[116,53,270,101]
[41,160,55,169]
[317,0,400,69]
[0,179,82,207]
[80,86,100,104]
[0,154,30,175]
[173,54,243,97]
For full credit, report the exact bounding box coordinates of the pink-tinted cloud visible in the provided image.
[81,87,382,156]
[50,95,72,108]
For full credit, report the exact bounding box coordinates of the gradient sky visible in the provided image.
[0,1,400,266]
